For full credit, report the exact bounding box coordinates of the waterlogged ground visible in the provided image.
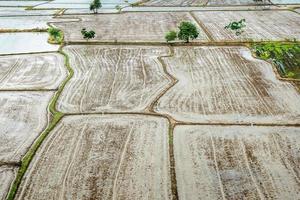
[0,1,299,200]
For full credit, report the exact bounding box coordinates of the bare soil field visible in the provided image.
[52,12,209,42]
[174,125,300,200]
[207,0,270,5]
[0,53,66,90]
[57,45,172,113]
[192,10,300,41]
[16,114,171,200]
[0,165,17,200]
[0,91,53,163]
[141,0,207,6]
[155,46,300,124]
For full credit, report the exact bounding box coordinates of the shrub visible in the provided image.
[81,28,96,41]
[165,30,177,42]
[48,27,62,43]
[224,19,246,36]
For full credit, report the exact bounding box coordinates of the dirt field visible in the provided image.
[57,45,172,113]
[52,12,209,42]
[155,46,300,124]
[192,10,300,41]
[142,0,207,6]
[16,114,171,200]
[0,166,17,200]
[0,53,66,90]
[0,92,53,163]
[174,125,300,200]
[207,0,270,5]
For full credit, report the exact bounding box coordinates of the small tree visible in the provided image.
[224,19,246,36]
[165,30,177,42]
[115,5,122,13]
[177,21,199,43]
[81,28,95,41]
[90,0,101,14]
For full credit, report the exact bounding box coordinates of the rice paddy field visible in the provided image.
[0,0,299,200]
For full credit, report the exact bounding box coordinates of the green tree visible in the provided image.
[224,19,246,36]
[177,21,199,43]
[48,27,62,43]
[81,28,96,41]
[165,30,177,42]
[90,0,101,13]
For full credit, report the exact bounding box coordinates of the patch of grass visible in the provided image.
[48,27,63,44]
[252,42,300,80]
[6,49,73,200]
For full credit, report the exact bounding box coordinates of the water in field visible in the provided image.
[35,0,139,9]
[0,1,46,7]
[0,7,56,16]
[0,33,59,55]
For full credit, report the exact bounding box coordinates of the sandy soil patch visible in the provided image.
[0,91,53,163]
[0,53,66,90]
[52,12,209,42]
[0,165,17,200]
[155,46,300,124]
[192,10,300,41]
[16,114,171,200]
[174,125,300,200]
[57,45,172,113]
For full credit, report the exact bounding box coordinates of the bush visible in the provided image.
[81,28,96,41]
[224,19,246,36]
[47,27,62,43]
[165,31,177,42]
[177,21,199,43]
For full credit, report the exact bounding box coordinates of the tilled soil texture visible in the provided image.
[207,0,271,5]
[0,91,53,163]
[0,53,66,90]
[16,114,171,200]
[155,46,300,124]
[141,0,208,6]
[0,165,17,200]
[57,45,173,113]
[174,125,300,200]
[192,10,300,42]
[52,12,209,42]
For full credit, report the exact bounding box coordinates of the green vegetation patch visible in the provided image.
[252,42,300,79]
[48,27,63,44]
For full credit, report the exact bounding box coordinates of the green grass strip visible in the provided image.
[6,48,73,200]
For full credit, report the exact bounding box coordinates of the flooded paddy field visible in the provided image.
[52,12,209,42]
[57,45,172,113]
[0,166,17,200]
[0,1,299,199]
[16,114,171,200]
[0,33,59,55]
[155,46,300,124]
[0,7,56,17]
[174,125,300,200]
[0,1,47,7]
[193,10,300,42]
[0,91,53,163]
[0,16,54,30]
[0,53,66,90]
